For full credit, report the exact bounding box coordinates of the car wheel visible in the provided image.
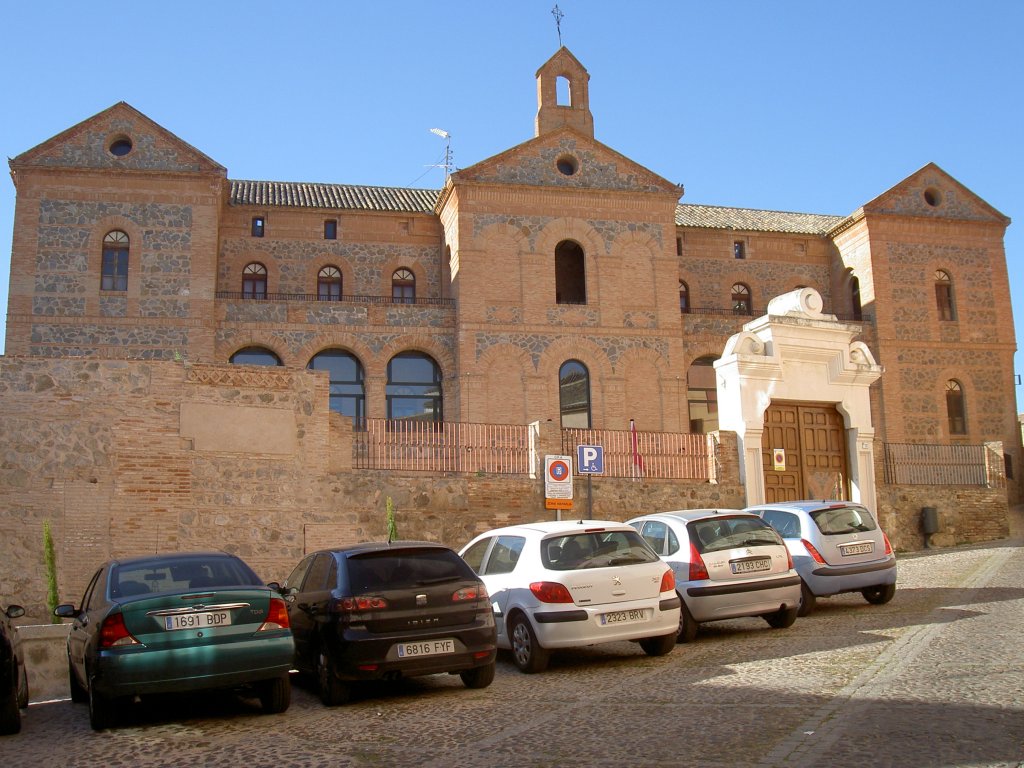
[17,664,29,709]
[862,583,896,605]
[316,650,350,706]
[677,599,699,643]
[259,674,291,714]
[68,659,87,703]
[639,632,676,657]
[0,673,20,735]
[764,605,798,629]
[88,681,116,731]
[459,661,496,689]
[797,580,817,617]
[509,614,549,673]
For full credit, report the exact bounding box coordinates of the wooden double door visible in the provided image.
[762,402,848,503]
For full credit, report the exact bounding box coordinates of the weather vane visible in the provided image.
[552,4,564,47]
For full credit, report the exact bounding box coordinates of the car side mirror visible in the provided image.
[4,605,25,619]
[54,604,78,618]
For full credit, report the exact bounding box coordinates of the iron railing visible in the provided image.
[215,291,455,307]
[561,428,715,481]
[353,419,534,474]
[883,443,1006,487]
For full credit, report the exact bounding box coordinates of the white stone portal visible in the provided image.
[715,288,884,511]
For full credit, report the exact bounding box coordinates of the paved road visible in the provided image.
[6,518,1023,767]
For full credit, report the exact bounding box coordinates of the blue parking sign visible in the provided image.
[577,445,604,474]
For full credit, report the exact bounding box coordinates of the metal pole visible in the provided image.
[587,474,592,519]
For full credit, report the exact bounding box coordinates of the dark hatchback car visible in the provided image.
[284,542,497,705]
[1,603,28,735]
[55,552,294,730]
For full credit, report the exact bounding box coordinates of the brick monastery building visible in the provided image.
[1,48,1019,604]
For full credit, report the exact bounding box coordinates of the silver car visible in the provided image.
[626,509,801,642]
[744,500,897,616]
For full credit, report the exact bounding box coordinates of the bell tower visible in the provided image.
[535,47,594,138]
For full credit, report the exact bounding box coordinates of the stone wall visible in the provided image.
[0,357,744,623]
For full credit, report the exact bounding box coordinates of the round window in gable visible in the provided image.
[108,136,133,157]
[556,155,579,176]
[923,187,943,207]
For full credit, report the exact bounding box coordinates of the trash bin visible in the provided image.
[921,507,939,536]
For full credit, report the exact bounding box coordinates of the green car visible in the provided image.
[55,552,294,730]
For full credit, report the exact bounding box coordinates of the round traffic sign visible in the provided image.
[548,460,570,481]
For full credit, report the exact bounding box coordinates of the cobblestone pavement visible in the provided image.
[6,510,1023,767]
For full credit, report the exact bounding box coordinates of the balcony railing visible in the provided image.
[562,428,716,481]
[216,291,455,307]
[681,306,871,323]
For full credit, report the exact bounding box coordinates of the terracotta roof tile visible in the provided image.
[676,203,848,235]
[230,180,438,213]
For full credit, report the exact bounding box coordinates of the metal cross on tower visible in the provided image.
[552,4,564,47]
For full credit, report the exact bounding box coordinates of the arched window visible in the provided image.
[946,380,966,435]
[101,231,129,291]
[559,360,591,428]
[392,268,416,304]
[387,352,442,422]
[230,346,281,366]
[731,283,751,315]
[935,270,956,321]
[309,350,365,428]
[679,280,691,314]
[555,240,586,304]
[242,263,268,299]
[318,266,342,301]
[850,274,863,321]
[687,356,719,433]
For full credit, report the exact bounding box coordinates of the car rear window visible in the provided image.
[688,517,783,554]
[346,548,477,592]
[809,505,879,536]
[110,556,262,597]
[541,530,658,571]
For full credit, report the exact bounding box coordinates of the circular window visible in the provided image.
[923,187,942,207]
[108,137,133,157]
[556,155,579,176]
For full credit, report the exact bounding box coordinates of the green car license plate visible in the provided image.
[164,611,232,631]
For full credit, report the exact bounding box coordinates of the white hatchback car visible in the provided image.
[459,521,680,673]
[626,509,801,642]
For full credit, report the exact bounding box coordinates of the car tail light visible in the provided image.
[785,547,794,570]
[802,539,827,564]
[659,569,675,592]
[688,542,709,581]
[452,584,489,601]
[333,596,389,612]
[882,532,893,555]
[258,597,290,632]
[529,581,574,603]
[99,613,140,649]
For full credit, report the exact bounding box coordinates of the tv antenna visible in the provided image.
[429,128,453,181]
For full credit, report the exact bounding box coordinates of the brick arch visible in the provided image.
[609,228,662,255]
[304,257,356,299]
[538,337,612,427]
[377,335,455,380]
[295,334,374,371]
[936,367,973,439]
[534,218,605,258]
[225,338,288,366]
[613,346,672,378]
[722,274,755,312]
[221,250,279,294]
[88,215,144,297]
[616,347,671,431]
[380,259,427,299]
[477,222,530,252]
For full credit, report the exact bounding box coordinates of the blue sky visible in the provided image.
[1,1,1021,410]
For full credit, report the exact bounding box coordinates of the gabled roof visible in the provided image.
[9,102,225,176]
[859,162,1009,224]
[677,203,847,235]
[229,180,438,212]
[452,126,682,197]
